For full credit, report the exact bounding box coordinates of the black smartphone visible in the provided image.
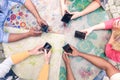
[74,31,86,39]
[61,12,73,23]
[43,42,52,53]
[40,24,49,33]
[63,44,73,53]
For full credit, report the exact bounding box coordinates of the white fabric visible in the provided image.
[0,57,13,77]
[110,73,120,80]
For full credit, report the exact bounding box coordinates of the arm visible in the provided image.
[81,17,120,38]
[8,29,42,42]
[71,0,101,19]
[60,0,67,15]
[0,45,44,77]
[37,50,51,80]
[37,64,49,80]
[24,0,47,26]
[67,45,120,78]
[62,54,75,80]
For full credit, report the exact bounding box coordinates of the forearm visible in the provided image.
[8,32,30,42]
[11,51,30,64]
[24,0,41,20]
[37,64,49,80]
[60,0,66,15]
[80,1,100,16]
[91,22,106,31]
[78,52,119,77]
[65,63,75,80]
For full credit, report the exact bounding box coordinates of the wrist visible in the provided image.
[45,61,50,64]
[28,50,34,55]
[78,52,82,57]
[26,31,31,37]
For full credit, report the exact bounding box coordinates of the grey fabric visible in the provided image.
[100,0,108,9]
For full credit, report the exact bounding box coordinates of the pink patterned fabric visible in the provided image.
[105,44,120,62]
[104,17,120,30]
[105,17,120,62]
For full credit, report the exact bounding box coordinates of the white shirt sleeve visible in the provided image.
[0,57,14,78]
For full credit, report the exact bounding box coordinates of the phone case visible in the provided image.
[63,44,73,53]
[74,31,86,39]
[61,12,73,23]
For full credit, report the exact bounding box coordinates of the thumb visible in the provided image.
[85,32,89,39]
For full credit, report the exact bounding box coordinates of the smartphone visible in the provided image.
[43,42,52,53]
[61,12,73,23]
[40,24,49,33]
[74,31,86,39]
[63,44,73,53]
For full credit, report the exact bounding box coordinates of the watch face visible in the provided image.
[43,42,52,53]
[61,12,73,23]
[41,25,49,33]
[63,44,73,53]
[75,31,86,39]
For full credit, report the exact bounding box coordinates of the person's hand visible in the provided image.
[81,28,93,39]
[28,29,42,37]
[37,18,48,27]
[28,45,44,55]
[71,12,83,20]
[44,49,51,64]
[113,19,120,29]
[65,45,80,57]
[62,53,70,65]
[61,5,69,16]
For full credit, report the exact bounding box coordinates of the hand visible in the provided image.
[71,12,83,19]
[44,49,51,64]
[62,5,69,16]
[28,29,42,37]
[62,53,70,65]
[113,19,120,29]
[37,18,48,27]
[65,45,80,57]
[81,28,93,39]
[28,45,44,55]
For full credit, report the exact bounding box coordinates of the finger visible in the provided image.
[69,44,75,50]
[48,50,51,55]
[62,53,66,60]
[34,31,42,34]
[65,54,70,61]
[71,16,76,20]
[44,49,47,55]
[85,33,89,39]
[64,53,72,56]
[36,44,44,51]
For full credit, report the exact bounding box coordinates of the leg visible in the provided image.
[62,54,75,80]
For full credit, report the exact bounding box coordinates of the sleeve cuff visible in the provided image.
[3,33,10,43]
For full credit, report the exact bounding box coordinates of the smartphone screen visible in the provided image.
[61,12,73,23]
[41,25,49,33]
[43,42,52,53]
[63,44,73,53]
